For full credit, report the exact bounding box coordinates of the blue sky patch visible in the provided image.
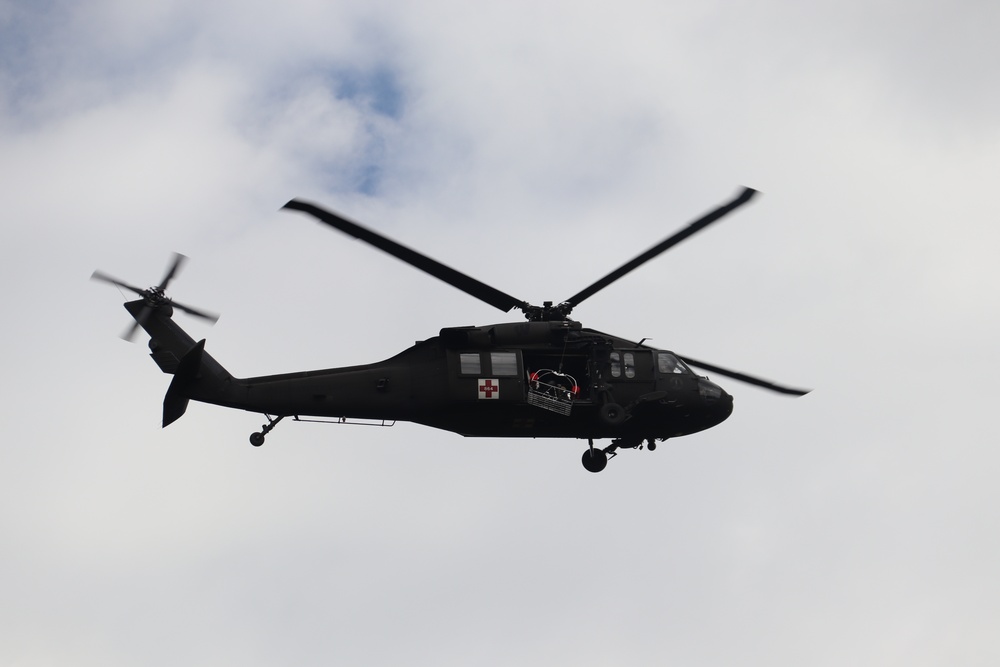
[328,65,404,120]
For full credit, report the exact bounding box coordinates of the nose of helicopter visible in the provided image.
[698,378,734,425]
[718,388,734,421]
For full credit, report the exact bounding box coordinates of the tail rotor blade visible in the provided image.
[121,320,141,341]
[93,253,218,342]
[173,301,220,324]
[158,253,187,291]
[91,271,146,297]
[120,305,153,341]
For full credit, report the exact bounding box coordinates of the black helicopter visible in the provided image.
[93,186,808,472]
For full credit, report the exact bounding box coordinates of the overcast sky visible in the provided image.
[2,0,999,665]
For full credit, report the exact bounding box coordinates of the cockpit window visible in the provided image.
[610,351,622,378]
[623,352,636,379]
[658,352,690,375]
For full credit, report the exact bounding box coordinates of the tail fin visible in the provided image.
[123,300,237,427]
[163,339,205,426]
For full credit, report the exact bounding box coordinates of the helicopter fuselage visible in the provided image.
[144,303,732,443]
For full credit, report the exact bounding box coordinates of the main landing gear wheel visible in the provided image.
[249,432,265,447]
[582,446,608,473]
[599,402,626,426]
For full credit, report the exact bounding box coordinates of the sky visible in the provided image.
[2,0,999,664]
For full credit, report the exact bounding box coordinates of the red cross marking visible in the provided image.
[479,379,499,399]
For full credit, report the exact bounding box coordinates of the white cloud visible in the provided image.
[3,1,1000,665]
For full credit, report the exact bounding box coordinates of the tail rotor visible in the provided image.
[91,253,219,341]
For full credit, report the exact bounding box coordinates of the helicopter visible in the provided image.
[92,186,809,473]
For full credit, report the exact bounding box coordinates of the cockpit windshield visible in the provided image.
[657,352,692,375]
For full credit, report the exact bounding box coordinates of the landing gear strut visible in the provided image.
[582,439,608,473]
[580,437,663,472]
[249,415,285,447]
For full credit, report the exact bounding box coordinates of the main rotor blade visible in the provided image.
[284,199,527,314]
[563,187,758,308]
[679,355,811,396]
[91,271,146,297]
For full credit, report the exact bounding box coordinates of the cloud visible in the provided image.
[3,1,1000,666]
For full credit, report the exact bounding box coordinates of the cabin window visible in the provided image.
[657,352,688,374]
[490,351,518,376]
[623,352,636,379]
[460,353,481,375]
[610,352,622,378]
